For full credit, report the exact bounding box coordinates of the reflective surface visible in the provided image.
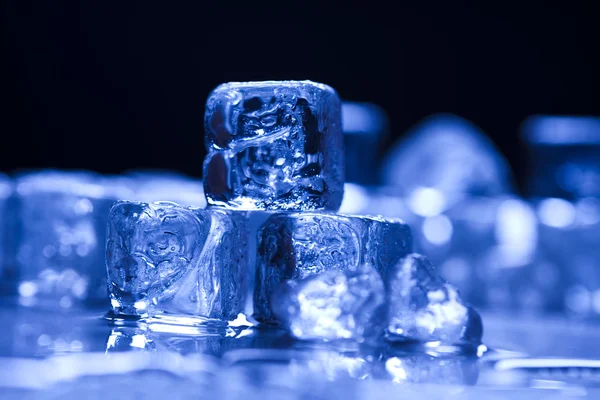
[2,298,600,398]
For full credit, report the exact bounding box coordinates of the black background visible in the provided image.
[2,1,599,193]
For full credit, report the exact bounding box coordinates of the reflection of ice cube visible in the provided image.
[522,115,600,199]
[342,102,388,185]
[126,170,206,208]
[203,81,344,211]
[105,326,223,356]
[271,265,385,341]
[382,352,479,385]
[0,304,109,358]
[12,170,129,307]
[253,212,412,323]
[220,348,364,399]
[381,114,514,208]
[386,254,483,347]
[106,201,247,322]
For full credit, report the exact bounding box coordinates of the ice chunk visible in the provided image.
[203,80,345,211]
[271,265,385,340]
[521,115,600,199]
[342,102,388,185]
[386,254,482,346]
[381,114,514,208]
[106,201,247,321]
[12,170,129,306]
[126,170,207,208]
[253,212,412,323]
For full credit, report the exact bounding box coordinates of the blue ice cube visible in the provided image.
[386,254,483,347]
[342,102,388,185]
[381,114,514,207]
[521,115,600,199]
[106,201,247,321]
[203,81,345,211]
[253,212,412,323]
[271,265,385,340]
[533,197,600,317]
[12,170,129,307]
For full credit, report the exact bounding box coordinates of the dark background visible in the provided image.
[2,1,599,193]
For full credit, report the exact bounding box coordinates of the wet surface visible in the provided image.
[1,298,600,398]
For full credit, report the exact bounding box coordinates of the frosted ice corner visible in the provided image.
[106,201,247,321]
[203,80,345,211]
[253,212,412,323]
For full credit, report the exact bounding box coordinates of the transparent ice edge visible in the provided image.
[103,311,257,337]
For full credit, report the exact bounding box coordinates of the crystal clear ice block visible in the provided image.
[203,80,345,211]
[253,212,412,323]
[533,197,600,317]
[386,254,483,347]
[12,170,128,306]
[271,265,385,340]
[106,201,247,321]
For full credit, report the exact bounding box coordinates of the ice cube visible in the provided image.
[386,254,483,347]
[533,197,600,317]
[521,115,600,199]
[341,102,388,185]
[106,201,247,321]
[203,80,345,211]
[271,264,385,341]
[12,170,129,306]
[253,212,412,323]
[381,114,514,208]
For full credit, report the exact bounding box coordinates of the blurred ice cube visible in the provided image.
[12,170,130,307]
[381,114,514,208]
[533,197,600,317]
[522,115,600,199]
[342,102,388,185]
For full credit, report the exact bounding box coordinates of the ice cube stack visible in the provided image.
[104,80,483,347]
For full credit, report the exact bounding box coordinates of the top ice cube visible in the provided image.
[203,81,345,211]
